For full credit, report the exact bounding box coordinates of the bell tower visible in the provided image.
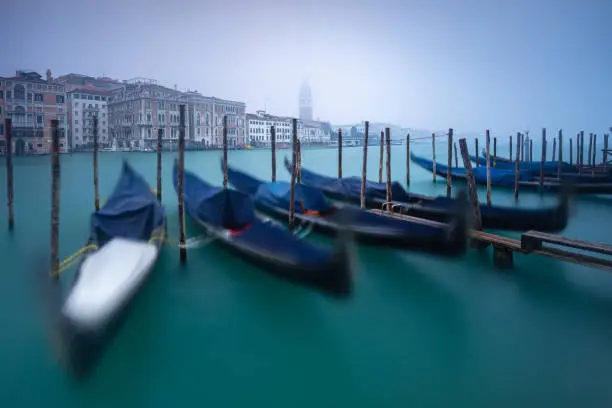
[299,80,313,122]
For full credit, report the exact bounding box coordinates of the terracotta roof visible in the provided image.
[69,86,112,96]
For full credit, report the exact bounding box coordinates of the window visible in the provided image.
[74,94,80,99]
[0,90,3,99]
[6,91,11,99]
[101,97,106,101]
[37,115,43,124]
[94,96,100,101]
[75,120,79,124]
[13,84,25,100]
[56,95,65,103]
[0,124,3,135]
[0,107,2,115]
[75,128,79,133]
[88,95,93,100]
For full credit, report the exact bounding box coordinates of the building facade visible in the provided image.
[68,88,111,149]
[0,70,67,155]
[247,110,331,146]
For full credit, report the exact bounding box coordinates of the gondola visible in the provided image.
[173,160,353,297]
[284,156,570,232]
[474,150,612,182]
[59,160,166,378]
[470,152,576,175]
[411,152,612,195]
[227,165,467,256]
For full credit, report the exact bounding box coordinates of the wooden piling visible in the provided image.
[552,137,557,162]
[514,132,520,200]
[454,142,459,167]
[592,134,597,167]
[580,131,585,167]
[93,117,100,211]
[540,128,546,189]
[529,139,533,162]
[222,115,228,188]
[493,137,497,167]
[475,138,479,167]
[297,139,302,183]
[50,120,61,279]
[446,128,453,198]
[557,129,563,178]
[569,138,573,167]
[5,119,14,230]
[432,133,437,182]
[378,131,384,183]
[288,118,298,232]
[458,138,483,231]
[509,135,513,161]
[177,105,187,264]
[361,121,370,209]
[604,134,609,168]
[385,127,392,211]
[485,129,491,206]
[588,133,593,166]
[156,128,162,202]
[406,134,410,185]
[520,133,524,162]
[338,128,343,178]
[271,125,276,181]
[577,132,582,167]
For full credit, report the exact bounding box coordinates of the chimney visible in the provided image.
[46,69,52,84]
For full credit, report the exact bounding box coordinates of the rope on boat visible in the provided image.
[178,235,216,249]
[293,220,314,239]
[50,244,99,277]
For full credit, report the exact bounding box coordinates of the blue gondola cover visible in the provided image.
[254,182,331,213]
[175,162,256,229]
[91,162,165,241]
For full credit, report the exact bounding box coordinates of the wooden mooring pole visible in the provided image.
[514,132,520,200]
[552,137,557,162]
[5,119,14,230]
[540,128,546,190]
[558,129,563,178]
[432,132,437,182]
[493,137,497,167]
[454,142,458,167]
[588,133,593,166]
[360,121,369,209]
[446,128,453,198]
[156,128,162,202]
[406,134,410,185]
[458,139,487,251]
[338,128,343,178]
[520,133,524,162]
[378,131,384,183]
[569,138,573,167]
[93,117,100,211]
[270,125,276,181]
[592,134,597,167]
[177,105,187,264]
[485,129,491,206]
[50,120,61,279]
[475,138,479,167]
[385,127,392,211]
[222,115,228,189]
[509,135,513,161]
[297,139,302,183]
[529,139,533,162]
[289,118,298,232]
[604,134,609,168]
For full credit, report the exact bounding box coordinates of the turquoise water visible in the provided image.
[1,141,612,407]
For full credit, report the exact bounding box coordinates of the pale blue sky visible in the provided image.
[1,0,610,134]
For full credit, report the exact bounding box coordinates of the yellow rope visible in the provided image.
[50,244,99,277]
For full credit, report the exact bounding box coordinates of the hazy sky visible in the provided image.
[2,0,610,134]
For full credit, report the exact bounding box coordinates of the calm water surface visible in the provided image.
[1,141,612,407]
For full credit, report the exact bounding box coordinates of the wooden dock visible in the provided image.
[369,209,612,272]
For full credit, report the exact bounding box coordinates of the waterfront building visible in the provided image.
[247,110,331,146]
[0,70,67,155]
[67,88,111,150]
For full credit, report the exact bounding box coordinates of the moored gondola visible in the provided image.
[411,152,612,195]
[227,165,467,256]
[173,160,353,297]
[58,161,167,378]
[285,156,570,232]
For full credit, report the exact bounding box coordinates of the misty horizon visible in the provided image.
[2,0,611,136]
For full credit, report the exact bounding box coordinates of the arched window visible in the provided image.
[13,85,25,100]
